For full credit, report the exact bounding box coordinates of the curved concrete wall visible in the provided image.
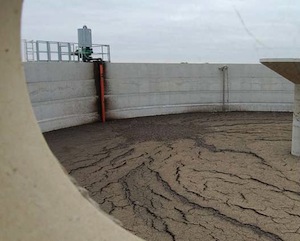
[227,64,293,111]
[105,63,293,119]
[24,62,294,131]
[24,62,98,132]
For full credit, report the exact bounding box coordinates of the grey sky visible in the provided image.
[22,0,300,63]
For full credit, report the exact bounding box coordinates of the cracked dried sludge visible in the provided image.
[45,112,300,241]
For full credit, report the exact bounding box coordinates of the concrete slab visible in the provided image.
[260,58,300,84]
[260,58,300,156]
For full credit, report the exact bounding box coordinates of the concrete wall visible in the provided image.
[105,63,294,119]
[24,62,98,132]
[24,62,294,131]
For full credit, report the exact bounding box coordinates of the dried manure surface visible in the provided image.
[44,112,300,241]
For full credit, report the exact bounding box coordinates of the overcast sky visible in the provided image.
[22,0,300,63]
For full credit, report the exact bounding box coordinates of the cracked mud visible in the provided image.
[44,112,300,241]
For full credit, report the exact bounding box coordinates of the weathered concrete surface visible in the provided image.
[260,59,300,84]
[292,85,300,156]
[24,62,294,132]
[105,63,293,119]
[260,59,300,156]
[45,112,300,241]
[24,62,98,132]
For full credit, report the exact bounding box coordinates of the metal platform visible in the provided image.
[22,39,110,62]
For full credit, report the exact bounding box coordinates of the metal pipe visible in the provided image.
[67,43,71,61]
[46,41,51,61]
[36,41,40,61]
[24,39,28,61]
[107,45,111,62]
[57,42,62,61]
[219,66,228,111]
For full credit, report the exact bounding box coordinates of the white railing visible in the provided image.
[22,39,110,62]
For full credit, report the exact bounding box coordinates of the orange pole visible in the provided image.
[99,63,106,123]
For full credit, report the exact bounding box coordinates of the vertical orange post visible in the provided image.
[99,63,106,123]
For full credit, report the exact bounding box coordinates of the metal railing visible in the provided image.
[22,39,111,62]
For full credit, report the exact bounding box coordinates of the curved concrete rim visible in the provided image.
[0,1,143,240]
[260,58,300,63]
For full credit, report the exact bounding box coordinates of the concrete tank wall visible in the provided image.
[24,62,294,132]
[24,62,98,132]
[105,63,294,119]
[227,64,293,111]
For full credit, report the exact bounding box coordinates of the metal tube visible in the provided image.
[68,43,71,61]
[24,40,28,61]
[219,66,228,111]
[292,84,300,156]
[107,45,111,62]
[46,41,51,61]
[57,42,62,61]
[36,41,40,61]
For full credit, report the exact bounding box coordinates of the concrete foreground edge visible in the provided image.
[0,1,144,240]
[260,58,300,156]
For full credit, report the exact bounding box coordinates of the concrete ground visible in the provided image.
[44,112,300,241]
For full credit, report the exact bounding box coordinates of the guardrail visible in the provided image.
[22,40,110,62]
